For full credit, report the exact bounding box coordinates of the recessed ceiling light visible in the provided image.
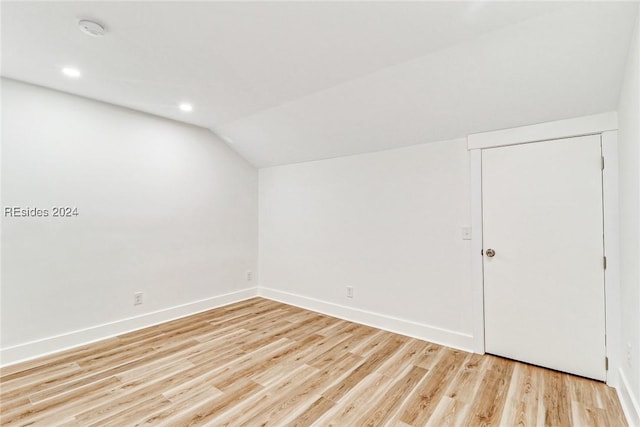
[78,19,106,37]
[179,103,193,112]
[62,67,81,78]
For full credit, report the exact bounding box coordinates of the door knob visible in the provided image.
[486,248,496,257]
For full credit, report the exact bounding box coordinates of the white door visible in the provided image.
[482,134,606,381]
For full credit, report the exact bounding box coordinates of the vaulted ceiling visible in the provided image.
[2,2,637,167]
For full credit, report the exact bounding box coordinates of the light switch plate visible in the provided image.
[462,227,472,240]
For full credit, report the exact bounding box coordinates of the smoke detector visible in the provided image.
[78,19,106,37]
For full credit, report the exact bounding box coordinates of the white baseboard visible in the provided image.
[618,368,640,427]
[0,287,259,367]
[258,287,474,352]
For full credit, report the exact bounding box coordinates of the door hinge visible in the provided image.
[605,357,609,370]
[603,256,607,270]
[601,156,605,170]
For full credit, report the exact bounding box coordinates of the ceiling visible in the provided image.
[2,2,638,167]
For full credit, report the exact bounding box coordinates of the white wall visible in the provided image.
[617,6,640,424]
[259,139,473,349]
[1,79,258,364]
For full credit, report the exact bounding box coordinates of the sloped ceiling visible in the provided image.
[2,2,637,167]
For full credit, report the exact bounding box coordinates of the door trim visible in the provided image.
[468,116,620,387]
[602,130,621,388]
[467,111,617,150]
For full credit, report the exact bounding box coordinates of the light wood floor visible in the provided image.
[0,297,627,426]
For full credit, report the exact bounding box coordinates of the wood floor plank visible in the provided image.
[542,369,572,426]
[215,364,320,426]
[462,354,515,426]
[377,339,429,378]
[500,362,541,426]
[2,376,123,427]
[322,335,407,403]
[28,339,199,404]
[357,364,428,426]
[240,352,365,425]
[443,352,488,405]
[305,333,359,369]
[205,363,317,426]
[398,348,469,426]
[0,362,84,406]
[316,372,396,426]
[0,298,627,427]
[285,395,335,427]
[130,384,222,426]
[155,378,262,427]
[70,361,198,426]
[413,341,445,370]
[423,395,470,427]
[219,335,322,390]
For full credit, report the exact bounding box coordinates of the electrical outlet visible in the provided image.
[346,286,354,299]
[627,342,633,367]
[246,271,253,281]
[134,292,143,306]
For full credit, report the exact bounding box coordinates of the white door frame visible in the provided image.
[468,112,620,387]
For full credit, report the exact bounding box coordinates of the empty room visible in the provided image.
[1,1,639,426]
